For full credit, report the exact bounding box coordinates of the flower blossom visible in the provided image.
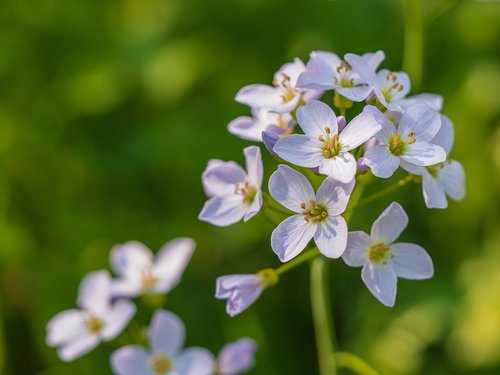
[273,100,381,183]
[269,164,353,262]
[110,238,195,298]
[46,271,136,361]
[228,108,295,142]
[110,310,215,375]
[199,146,263,226]
[342,202,433,307]
[217,338,257,375]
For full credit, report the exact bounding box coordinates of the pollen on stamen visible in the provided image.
[318,135,325,142]
[324,127,331,134]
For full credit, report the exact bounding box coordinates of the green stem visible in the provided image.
[275,248,319,276]
[403,0,424,90]
[357,174,414,207]
[335,352,381,375]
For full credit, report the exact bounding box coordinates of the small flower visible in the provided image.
[215,269,278,317]
[262,130,280,155]
[217,338,257,375]
[235,58,321,113]
[342,202,433,307]
[110,310,215,375]
[110,238,195,298]
[297,50,385,102]
[363,104,447,178]
[46,271,136,361]
[269,164,353,262]
[199,146,263,226]
[228,108,295,142]
[401,115,465,208]
[273,100,381,183]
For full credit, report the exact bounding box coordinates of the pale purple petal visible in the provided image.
[274,58,306,87]
[102,300,136,341]
[391,243,433,280]
[364,50,385,69]
[361,263,397,307]
[110,242,154,279]
[244,146,263,188]
[344,53,377,84]
[227,116,264,142]
[438,160,465,201]
[362,105,397,143]
[268,165,315,212]
[215,275,262,317]
[378,71,410,101]
[370,202,408,244]
[110,346,152,375]
[270,94,301,114]
[342,231,371,267]
[243,189,262,222]
[364,145,400,178]
[335,86,373,102]
[296,51,340,90]
[149,310,185,356]
[202,161,246,197]
[314,216,348,258]
[337,116,346,131]
[235,84,283,108]
[296,100,338,136]
[401,142,446,166]
[399,160,425,176]
[316,177,353,216]
[218,338,257,375]
[432,115,454,155]
[339,113,381,151]
[58,334,100,362]
[110,278,142,299]
[318,152,357,183]
[271,214,317,262]
[262,131,280,155]
[46,309,86,346]
[422,172,448,209]
[398,104,441,142]
[273,135,323,168]
[174,347,216,375]
[77,270,111,315]
[199,195,247,227]
[393,93,443,112]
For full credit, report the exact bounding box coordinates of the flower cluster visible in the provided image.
[46,239,257,374]
[200,50,465,311]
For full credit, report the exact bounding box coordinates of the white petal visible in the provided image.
[275,58,306,87]
[362,105,397,143]
[174,348,216,375]
[401,142,446,166]
[314,216,348,258]
[316,177,353,216]
[391,243,433,280]
[339,113,381,150]
[235,84,283,108]
[318,153,356,183]
[394,93,443,112]
[399,160,425,176]
[296,51,339,89]
[110,278,143,299]
[149,310,185,356]
[227,116,265,142]
[110,242,154,278]
[58,334,100,362]
[431,115,454,154]
[344,53,377,84]
[438,160,465,201]
[399,104,441,142]
[371,202,408,244]
[243,189,263,222]
[110,346,152,375]
[363,50,385,69]
[102,300,136,341]
[361,263,397,307]
[46,309,86,346]
[202,161,246,197]
[244,146,263,188]
[271,215,316,262]
[422,172,448,209]
[296,100,338,137]
[364,145,400,178]
[77,270,111,315]
[342,231,371,267]
[335,85,373,102]
[273,135,323,168]
[198,195,247,227]
[268,165,315,212]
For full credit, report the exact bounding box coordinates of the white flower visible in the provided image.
[228,108,295,142]
[342,202,433,307]
[110,238,195,298]
[46,271,136,361]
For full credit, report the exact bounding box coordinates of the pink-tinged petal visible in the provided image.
[244,146,263,188]
[296,51,340,90]
[202,161,246,197]
[296,100,338,136]
[268,165,315,212]
[342,231,371,267]
[401,142,446,166]
[363,50,385,69]
[361,263,397,307]
[339,113,381,151]
[364,145,400,178]
[149,310,185,356]
[46,309,86,346]
[422,172,448,209]
[216,275,262,317]
[391,243,433,280]
[362,105,397,143]
[174,347,216,375]
[77,270,111,315]
[344,53,377,84]
[438,160,465,201]
[316,177,353,216]
[152,237,196,294]
[110,242,153,279]
[58,334,100,362]
[110,346,152,375]
[314,216,348,258]
[399,160,425,176]
[102,300,136,341]
[235,84,282,108]
[273,135,323,168]
[318,153,357,183]
[393,93,443,112]
[199,195,247,227]
[227,116,264,142]
[335,85,373,102]
[432,115,454,155]
[398,104,441,142]
[243,189,262,222]
[371,202,408,244]
[271,215,316,262]
[218,338,257,375]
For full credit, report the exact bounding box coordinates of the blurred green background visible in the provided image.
[0,0,499,374]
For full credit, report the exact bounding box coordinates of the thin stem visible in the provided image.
[357,174,414,207]
[275,247,319,276]
[335,352,381,375]
[343,174,369,222]
[311,257,337,375]
[403,0,424,90]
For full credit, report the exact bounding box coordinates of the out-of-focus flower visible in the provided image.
[110,238,195,298]
[199,146,263,226]
[269,164,353,262]
[111,310,214,375]
[217,338,257,375]
[228,108,295,142]
[46,271,136,361]
[273,100,380,183]
[342,202,433,307]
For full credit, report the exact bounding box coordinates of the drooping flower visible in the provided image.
[273,100,381,183]
[228,108,295,142]
[199,146,263,226]
[110,310,215,375]
[215,269,278,317]
[297,50,385,102]
[235,58,321,113]
[110,238,195,298]
[401,115,465,208]
[363,104,447,178]
[269,164,353,262]
[342,202,433,307]
[46,271,136,361]
[217,338,257,375]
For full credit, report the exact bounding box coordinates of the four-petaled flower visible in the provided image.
[216,338,257,375]
[342,202,434,307]
[199,146,263,226]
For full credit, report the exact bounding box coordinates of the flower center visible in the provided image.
[368,242,394,264]
[273,73,297,103]
[141,269,158,291]
[150,352,173,375]
[381,71,405,102]
[235,181,257,205]
[84,314,104,335]
[319,128,343,158]
[333,60,354,87]
[388,132,416,156]
[301,200,328,223]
